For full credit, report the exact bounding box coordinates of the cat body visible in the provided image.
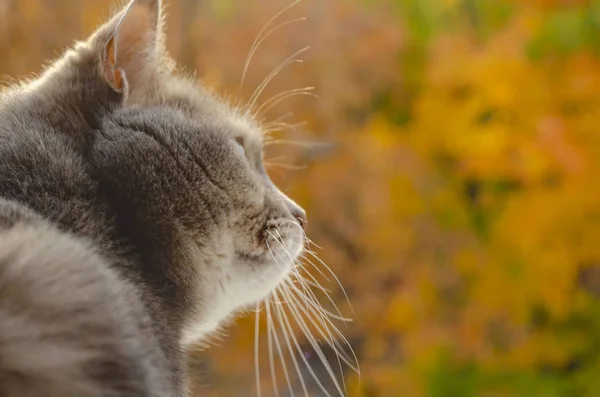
[0,26,183,396]
[0,0,307,396]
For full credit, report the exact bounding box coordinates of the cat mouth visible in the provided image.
[235,249,265,266]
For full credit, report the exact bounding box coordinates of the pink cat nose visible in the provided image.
[292,208,307,230]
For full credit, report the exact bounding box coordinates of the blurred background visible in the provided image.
[2,0,600,396]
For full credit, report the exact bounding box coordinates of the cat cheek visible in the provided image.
[240,187,265,210]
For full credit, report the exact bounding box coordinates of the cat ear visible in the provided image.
[97,0,164,96]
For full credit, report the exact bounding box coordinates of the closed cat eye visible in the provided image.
[233,136,246,157]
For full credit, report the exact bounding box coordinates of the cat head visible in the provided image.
[90,0,307,342]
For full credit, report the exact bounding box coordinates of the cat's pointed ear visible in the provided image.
[97,0,164,98]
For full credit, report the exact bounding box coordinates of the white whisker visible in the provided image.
[263,121,308,135]
[287,286,361,378]
[268,228,349,323]
[264,162,308,171]
[248,46,310,112]
[298,254,331,282]
[299,250,331,282]
[240,0,304,89]
[274,290,337,397]
[288,271,352,322]
[267,230,313,300]
[296,275,332,293]
[264,139,331,148]
[279,286,351,396]
[273,296,309,397]
[303,249,354,314]
[290,266,348,323]
[266,300,280,397]
[243,17,308,95]
[270,229,318,300]
[257,87,317,117]
[272,111,295,123]
[266,239,350,396]
[283,282,359,372]
[263,121,292,132]
[304,237,324,250]
[260,205,357,396]
[268,295,295,397]
[255,302,263,397]
[265,241,295,306]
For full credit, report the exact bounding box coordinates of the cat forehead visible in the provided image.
[166,79,263,143]
[228,112,263,142]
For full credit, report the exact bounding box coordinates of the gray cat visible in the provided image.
[0,1,307,396]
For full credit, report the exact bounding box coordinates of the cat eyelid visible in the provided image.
[233,136,247,157]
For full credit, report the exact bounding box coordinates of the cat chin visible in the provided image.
[181,231,303,346]
[180,265,292,346]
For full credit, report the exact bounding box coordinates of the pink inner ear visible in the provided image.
[112,68,127,93]
[114,3,158,86]
[101,37,125,93]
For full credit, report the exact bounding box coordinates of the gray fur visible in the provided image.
[0,0,306,396]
